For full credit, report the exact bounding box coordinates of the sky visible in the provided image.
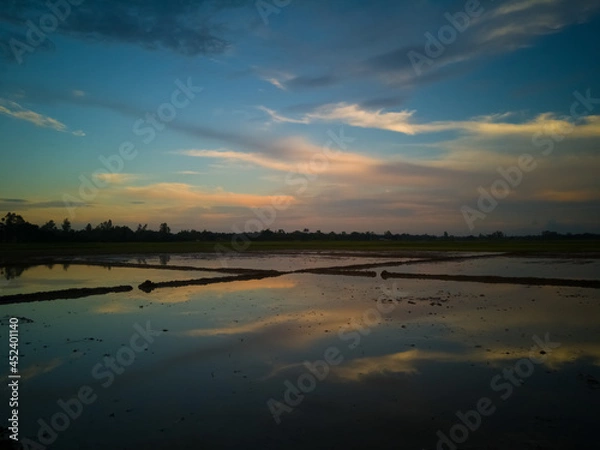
[0,0,599,235]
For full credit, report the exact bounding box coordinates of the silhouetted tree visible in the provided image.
[41,220,57,232]
[159,223,170,235]
[0,212,38,242]
[61,218,72,233]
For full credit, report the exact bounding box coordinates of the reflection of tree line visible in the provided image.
[1,263,72,280]
[1,265,27,280]
[0,255,171,280]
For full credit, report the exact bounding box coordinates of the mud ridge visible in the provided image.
[293,253,505,272]
[297,269,378,277]
[138,270,284,293]
[380,271,600,288]
[0,285,133,304]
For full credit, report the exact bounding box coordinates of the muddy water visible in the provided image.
[0,253,599,449]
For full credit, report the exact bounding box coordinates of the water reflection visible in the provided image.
[1,264,28,280]
[0,257,598,449]
[0,263,72,280]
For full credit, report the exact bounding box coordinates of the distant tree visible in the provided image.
[542,230,559,239]
[61,218,72,233]
[40,220,58,240]
[2,212,25,226]
[98,220,113,231]
[85,223,93,233]
[159,223,170,234]
[41,220,57,232]
[1,212,38,242]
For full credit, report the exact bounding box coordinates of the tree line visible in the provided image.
[0,212,597,243]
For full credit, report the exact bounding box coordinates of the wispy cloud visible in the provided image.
[362,0,600,86]
[263,102,600,138]
[259,106,310,125]
[0,98,84,135]
[176,170,207,175]
[123,182,295,209]
[0,198,89,210]
[93,173,141,185]
[176,137,469,191]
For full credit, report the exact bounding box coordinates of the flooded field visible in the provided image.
[1,252,599,449]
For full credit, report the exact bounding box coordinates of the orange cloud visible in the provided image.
[123,183,295,209]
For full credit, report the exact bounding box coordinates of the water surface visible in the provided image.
[1,253,599,449]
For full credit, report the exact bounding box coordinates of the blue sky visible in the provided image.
[0,0,599,234]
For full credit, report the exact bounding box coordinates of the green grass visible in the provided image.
[1,239,598,260]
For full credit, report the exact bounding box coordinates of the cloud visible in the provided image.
[265,77,287,90]
[177,136,470,193]
[176,170,207,175]
[0,199,89,211]
[362,0,600,85]
[93,173,140,185]
[534,189,600,203]
[123,182,295,209]
[0,198,27,203]
[249,68,339,91]
[0,98,65,130]
[258,106,310,125]
[0,98,84,135]
[285,74,339,89]
[306,103,418,134]
[250,68,295,90]
[264,102,600,139]
[0,0,254,62]
[181,148,296,172]
[178,137,385,178]
[8,85,270,151]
